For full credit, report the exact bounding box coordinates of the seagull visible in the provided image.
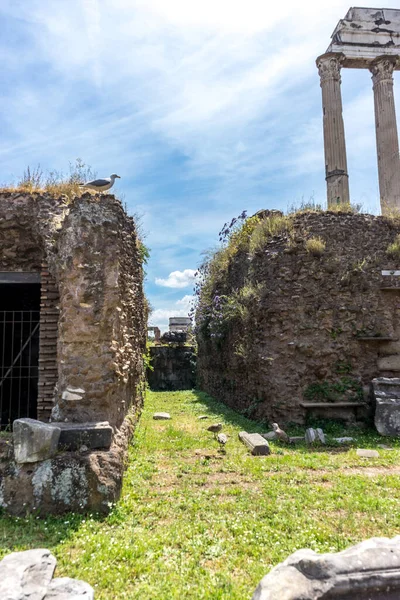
[207,423,222,439]
[272,422,290,443]
[81,173,121,193]
[217,432,228,451]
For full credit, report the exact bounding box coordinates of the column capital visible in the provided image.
[370,55,399,86]
[316,52,345,85]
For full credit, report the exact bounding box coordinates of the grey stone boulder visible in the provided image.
[13,419,61,464]
[44,577,94,599]
[252,536,400,599]
[357,448,379,458]
[305,428,325,445]
[0,549,94,599]
[153,412,171,420]
[55,422,113,451]
[372,377,400,436]
[375,398,400,437]
[0,548,56,599]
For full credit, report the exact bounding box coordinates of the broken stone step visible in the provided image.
[239,432,270,455]
[153,412,171,420]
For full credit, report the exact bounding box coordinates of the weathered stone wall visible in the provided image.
[197,212,400,424]
[0,191,146,514]
[147,346,196,390]
[0,191,146,427]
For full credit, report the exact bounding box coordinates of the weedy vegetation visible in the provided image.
[386,234,400,261]
[305,236,326,256]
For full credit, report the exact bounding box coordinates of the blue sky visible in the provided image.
[1,0,400,330]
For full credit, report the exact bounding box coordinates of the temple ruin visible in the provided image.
[0,191,146,514]
[317,7,400,211]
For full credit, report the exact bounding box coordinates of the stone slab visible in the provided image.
[375,398,400,437]
[13,419,61,464]
[334,437,354,444]
[252,536,400,599]
[153,412,171,420]
[239,432,270,456]
[54,421,113,451]
[357,449,379,458]
[377,356,400,372]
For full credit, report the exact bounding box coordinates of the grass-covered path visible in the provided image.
[2,390,400,598]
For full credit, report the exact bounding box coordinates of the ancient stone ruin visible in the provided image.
[317,7,400,210]
[196,211,400,426]
[0,191,146,514]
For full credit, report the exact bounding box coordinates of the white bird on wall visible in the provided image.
[81,173,121,193]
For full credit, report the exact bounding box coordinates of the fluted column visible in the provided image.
[370,56,400,213]
[316,52,350,207]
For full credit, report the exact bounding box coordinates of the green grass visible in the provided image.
[1,390,400,598]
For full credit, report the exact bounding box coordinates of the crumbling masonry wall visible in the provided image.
[0,191,146,514]
[197,212,400,424]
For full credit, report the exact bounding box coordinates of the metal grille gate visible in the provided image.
[0,310,40,429]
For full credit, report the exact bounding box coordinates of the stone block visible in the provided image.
[54,421,113,451]
[357,448,379,458]
[377,355,400,372]
[13,419,61,464]
[239,432,270,455]
[0,548,56,600]
[305,428,325,445]
[372,377,400,399]
[334,437,354,443]
[375,398,400,437]
[252,536,400,599]
[153,412,171,420]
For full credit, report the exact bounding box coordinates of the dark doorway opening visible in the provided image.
[0,283,40,429]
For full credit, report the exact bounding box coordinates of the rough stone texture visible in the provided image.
[0,191,146,428]
[238,432,270,456]
[147,346,196,391]
[327,7,400,66]
[197,212,400,425]
[13,418,61,463]
[0,191,146,514]
[375,399,400,437]
[0,549,93,599]
[252,536,400,599]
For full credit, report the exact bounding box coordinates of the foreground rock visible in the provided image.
[0,548,93,599]
[252,536,400,599]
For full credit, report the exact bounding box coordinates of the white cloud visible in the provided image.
[155,269,196,288]
[148,294,194,331]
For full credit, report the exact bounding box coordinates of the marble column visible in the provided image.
[316,52,350,207]
[370,55,400,213]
